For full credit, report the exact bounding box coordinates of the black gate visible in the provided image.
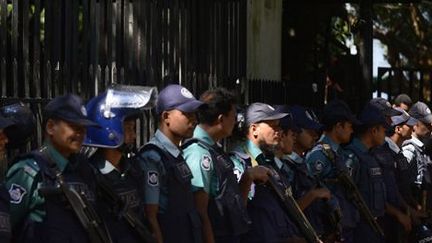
[0,0,247,147]
[376,67,432,105]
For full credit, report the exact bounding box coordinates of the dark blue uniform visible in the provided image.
[345,138,386,243]
[231,140,300,243]
[90,152,146,243]
[139,130,202,243]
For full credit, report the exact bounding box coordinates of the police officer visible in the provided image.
[402,102,432,210]
[138,84,203,243]
[5,94,107,243]
[182,88,269,243]
[305,100,359,242]
[84,86,157,243]
[368,99,416,240]
[229,102,306,242]
[281,105,342,242]
[274,105,331,210]
[0,111,16,243]
[344,104,387,243]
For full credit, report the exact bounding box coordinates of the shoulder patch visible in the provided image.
[201,154,212,171]
[9,183,27,204]
[147,171,159,186]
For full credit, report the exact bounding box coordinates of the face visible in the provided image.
[279,129,296,154]
[395,123,412,140]
[371,125,386,146]
[250,119,281,146]
[163,109,197,138]
[414,121,432,139]
[296,128,318,151]
[123,119,137,145]
[219,105,237,138]
[47,119,86,156]
[0,129,9,154]
[335,121,353,144]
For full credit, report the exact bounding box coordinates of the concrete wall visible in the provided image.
[247,0,282,80]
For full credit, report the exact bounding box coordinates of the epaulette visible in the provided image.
[320,142,336,163]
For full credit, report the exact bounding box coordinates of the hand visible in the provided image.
[245,166,271,183]
[397,213,412,233]
[312,188,331,201]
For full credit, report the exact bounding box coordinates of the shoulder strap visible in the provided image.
[140,143,177,169]
[319,142,336,164]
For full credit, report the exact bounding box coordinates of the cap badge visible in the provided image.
[267,105,275,111]
[81,106,87,116]
[180,88,193,99]
[427,108,431,114]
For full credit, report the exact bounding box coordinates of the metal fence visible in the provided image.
[376,67,432,105]
[0,0,250,149]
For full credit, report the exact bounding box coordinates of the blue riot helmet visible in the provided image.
[84,85,158,148]
[0,102,36,149]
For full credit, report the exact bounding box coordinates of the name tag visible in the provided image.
[369,167,382,176]
[118,189,140,208]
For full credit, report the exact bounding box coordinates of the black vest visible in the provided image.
[345,144,386,218]
[182,138,250,238]
[90,154,145,243]
[140,143,202,243]
[13,150,98,243]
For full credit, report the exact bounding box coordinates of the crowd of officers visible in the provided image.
[0,84,432,243]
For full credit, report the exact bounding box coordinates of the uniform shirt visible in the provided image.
[183,126,218,196]
[305,135,346,179]
[138,129,183,214]
[402,136,431,186]
[5,141,69,226]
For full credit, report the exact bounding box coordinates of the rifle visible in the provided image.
[94,171,156,243]
[283,158,342,239]
[37,149,113,243]
[320,143,384,237]
[267,171,322,243]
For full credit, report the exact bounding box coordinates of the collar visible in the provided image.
[286,152,303,164]
[274,157,284,169]
[385,137,400,153]
[153,129,181,158]
[320,134,340,153]
[351,137,368,153]
[98,160,119,175]
[411,136,424,148]
[193,125,216,145]
[244,139,263,160]
[42,140,69,172]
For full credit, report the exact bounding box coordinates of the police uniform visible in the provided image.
[183,125,250,242]
[231,140,300,242]
[83,85,157,243]
[5,94,102,243]
[139,130,201,243]
[0,183,11,243]
[89,154,145,243]
[345,138,386,243]
[6,142,98,243]
[305,135,359,242]
[402,102,432,208]
[305,100,361,243]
